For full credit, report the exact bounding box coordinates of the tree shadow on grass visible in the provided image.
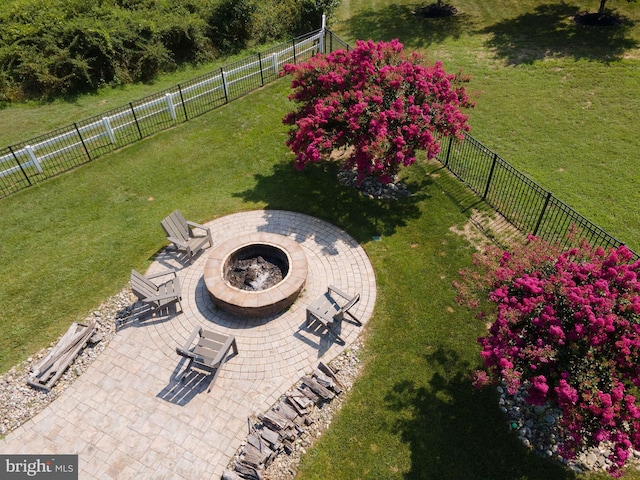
[384,347,577,480]
[233,160,430,243]
[340,3,472,49]
[480,3,638,65]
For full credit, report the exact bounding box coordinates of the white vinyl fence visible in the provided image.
[0,25,350,198]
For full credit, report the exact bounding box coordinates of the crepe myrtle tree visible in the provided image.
[282,39,473,184]
[455,236,640,477]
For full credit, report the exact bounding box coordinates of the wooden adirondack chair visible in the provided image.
[306,285,361,343]
[28,322,96,391]
[161,210,213,263]
[130,269,183,314]
[175,326,238,392]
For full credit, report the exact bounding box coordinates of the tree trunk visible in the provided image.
[599,0,607,15]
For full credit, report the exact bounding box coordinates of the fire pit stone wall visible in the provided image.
[203,232,308,318]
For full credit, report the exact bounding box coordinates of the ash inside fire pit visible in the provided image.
[224,244,289,291]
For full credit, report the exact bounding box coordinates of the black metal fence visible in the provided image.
[0,28,348,199]
[437,132,639,258]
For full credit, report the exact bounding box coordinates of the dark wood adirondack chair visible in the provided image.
[130,269,183,314]
[161,210,213,263]
[306,285,361,343]
[175,327,238,392]
[28,322,96,391]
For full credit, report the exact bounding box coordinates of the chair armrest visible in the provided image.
[340,293,360,314]
[175,347,204,364]
[166,235,190,248]
[186,221,211,234]
[143,291,179,303]
[181,326,203,351]
[328,285,352,300]
[145,269,178,280]
[176,347,196,359]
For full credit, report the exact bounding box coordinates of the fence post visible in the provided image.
[74,123,92,161]
[102,117,116,144]
[221,68,229,103]
[129,103,143,140]
[24,145,43,174]
[258,52,265,86]
[272,53,279,76]
[483,152,498,200]
[320,14,326,53]
[9,146,31,185]
[444,136,453,167]
[533,191,553,236]
[292,38,297,64]
[177,84,189,121]
[165,93,177,121]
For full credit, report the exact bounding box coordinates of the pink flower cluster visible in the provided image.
[282,39,473,183]
[457,237,640,477]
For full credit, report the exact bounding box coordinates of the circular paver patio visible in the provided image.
[0,210,376,479]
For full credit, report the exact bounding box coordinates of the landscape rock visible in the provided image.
[499,382,640,474]
[337,170,411,200]
[226,342,363,480]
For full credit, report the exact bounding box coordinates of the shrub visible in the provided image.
[207,0,257,53]
[209,0,341,52]
[0,0,215,100]
[456,236,640,477]
[0,0,341,101]
[282,39,473,184]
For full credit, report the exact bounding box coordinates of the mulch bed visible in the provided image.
[574,12,624,26]
[414,3,458,18]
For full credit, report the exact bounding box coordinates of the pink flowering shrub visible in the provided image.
[456,236,640,477]
[282,39,473,183]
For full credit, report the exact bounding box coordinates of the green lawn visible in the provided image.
[1,0,639,478]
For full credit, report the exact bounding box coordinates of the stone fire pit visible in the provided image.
[203,232,308,318]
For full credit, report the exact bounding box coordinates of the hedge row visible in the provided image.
[0,0,339,102]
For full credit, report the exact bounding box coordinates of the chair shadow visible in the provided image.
[157,373,213,405]
[147,245,194,272]
[156,348,239,405]
[293,320,338,358]
[115,301,181,331]
[294,315,362,358]
[156,357,212,405]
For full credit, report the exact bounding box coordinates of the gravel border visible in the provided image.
[0,289,133,437]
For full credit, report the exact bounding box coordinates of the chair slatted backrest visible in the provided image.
[130,269,158,299]
[193,330,229,366]
[161,210,189,242]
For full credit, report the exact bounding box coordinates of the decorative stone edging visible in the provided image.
[224,341,363,480]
